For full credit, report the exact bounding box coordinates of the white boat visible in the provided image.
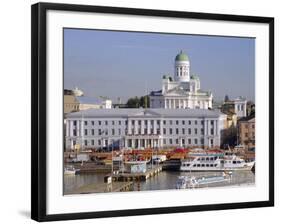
[186,172,231,188]
[152,155,167,164]
[175,176,190,189]
[180,150,255,172]
[64,166,80,175]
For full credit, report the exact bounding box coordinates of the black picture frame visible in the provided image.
[31,2,274,222]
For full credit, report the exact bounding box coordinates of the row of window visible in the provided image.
[236,104,245,111]
[243,124,255,129]
[73,128,122,136]
[197,156,219,161]
[65,104,79,110]
[163,127,214,135]
[72,127,215,136]
[72,138,213,147]
[244,132,255,138]
[163,138,204,145]
[72,139,101,147]
[176,66,188,77]
[73,120,123,126]
[182,163,218,167]
[71,119,216,126]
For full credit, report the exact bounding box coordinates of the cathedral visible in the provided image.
[150,51,213,109]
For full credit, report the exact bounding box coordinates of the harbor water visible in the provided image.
[64,170,255,194]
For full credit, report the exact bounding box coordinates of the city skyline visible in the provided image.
[64,28,255,103]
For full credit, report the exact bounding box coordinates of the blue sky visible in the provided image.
[64,28,255,103]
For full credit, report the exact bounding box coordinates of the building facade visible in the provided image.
[150,51,213,109]
[238,116,255,149]
[64,87,112,115]
[76,96,112,110]
[64,95,80,114]
[65,108,227,151]
[221,97,247,118]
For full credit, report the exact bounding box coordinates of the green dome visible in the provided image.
[175,51,189,61]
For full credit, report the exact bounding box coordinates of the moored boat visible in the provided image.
[64,165,80,175]
[180,149,255,172]
[186,172,231,188]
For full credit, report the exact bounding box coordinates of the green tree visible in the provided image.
[139,95,150,108]
[126,97,140,108]
[126,95,150,108]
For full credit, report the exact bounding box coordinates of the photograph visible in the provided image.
[63,28,256,195]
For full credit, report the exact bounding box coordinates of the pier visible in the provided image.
[105,166,163,182]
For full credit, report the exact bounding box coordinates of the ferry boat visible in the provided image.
[180,149,255,172]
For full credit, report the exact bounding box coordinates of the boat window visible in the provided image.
[202,164,205,167]
[210,164,213,167]
[206,164,209,167]
[210,157,213,161]
[186,164,190,167]
[215,164,218,167]
[214,157,217,160]
[197,164,200,167]
[193,164,196,167]
[202,157,205,161]
[237,161,241,164]
[206,157,209,161]
[233,161,237,164]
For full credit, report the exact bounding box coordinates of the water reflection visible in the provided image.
[64,171,255,194]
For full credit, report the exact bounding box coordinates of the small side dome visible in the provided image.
[175,50,189,61]
[191,74,199,80]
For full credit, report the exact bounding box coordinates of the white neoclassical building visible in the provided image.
[221,97,247,118]
[65,108,226,150]
[150,51,213,109]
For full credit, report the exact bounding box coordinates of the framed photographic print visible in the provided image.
[31,2,274,222]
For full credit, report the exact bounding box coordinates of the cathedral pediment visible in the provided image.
[165,87,188,96]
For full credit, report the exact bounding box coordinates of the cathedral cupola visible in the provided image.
[174,50,190,82]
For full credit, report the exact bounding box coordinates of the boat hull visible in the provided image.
[180,162,255,172]
[64,170,76,175]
